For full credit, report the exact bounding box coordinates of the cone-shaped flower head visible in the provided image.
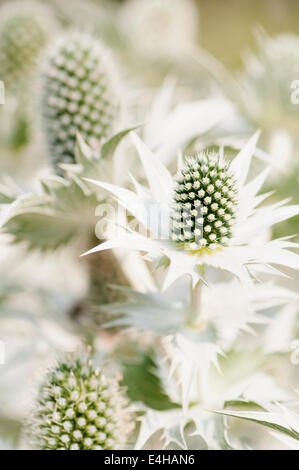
[85,133,299,289]
[171,152,237,251]
[40,32,121,167]
[240,32,299,132]
[32,356,133,450]
[0,1,55,92]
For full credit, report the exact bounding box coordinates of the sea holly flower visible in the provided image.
[119,0,199,60]
[192,30,299,135]
[134,351,292,450]
[104,278,297,408]
[239,31,299,134]
[85,132,299,288]
[0,132,155,331]
[170,151,238,250]
[0,0,57,150]
[190,31,299,174]
[104,279,297,352]
[30,356,134,450]
[0,0,56,92]
[40,32,121,168]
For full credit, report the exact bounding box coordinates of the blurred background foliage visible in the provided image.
[197,0,299,66]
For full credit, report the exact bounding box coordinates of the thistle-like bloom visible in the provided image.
[85,132,299,288]
[31,356,133,450]
[0,0,55,92]
[105,279,297,352]
[104,277,297,408]
[40,32,121,167]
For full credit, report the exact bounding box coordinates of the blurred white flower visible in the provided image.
[104,276,297,409]
[119,0,199,59]
[239,31,299,133]
[143,77,235,165]
[135,363,293,450]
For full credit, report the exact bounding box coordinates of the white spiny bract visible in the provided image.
[240,32,299,131]
[40,32,121,166]
[104,277,298,409]
[85,132,299,289]
[171,152,237,251]
[0,1,54,92]
[32,357,133,450]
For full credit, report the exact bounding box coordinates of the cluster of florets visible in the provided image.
[0,1,54,92]
[40,32,121,166]
[31,357,134,450]
[171,152,237,251]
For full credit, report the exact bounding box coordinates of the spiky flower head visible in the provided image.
[240,32,299,132]
[171,152,237,251]
[40,32,121,167]
[85,133,299,288]
[0,0,55,93]
[31,356,134,450]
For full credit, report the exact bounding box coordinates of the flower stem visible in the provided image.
[189,280,202,325]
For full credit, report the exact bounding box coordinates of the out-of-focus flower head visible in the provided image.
[30,355,134,450]
[40,31,122,167]
[0,0,56,93]
[104,276,297,408]
[239,31,299,133]
[119,0,199,59]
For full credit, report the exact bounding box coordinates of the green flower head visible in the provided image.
[171,151,238,251]
[40,32,121,167]
[31,356,134,450]
[0,0,55,92]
